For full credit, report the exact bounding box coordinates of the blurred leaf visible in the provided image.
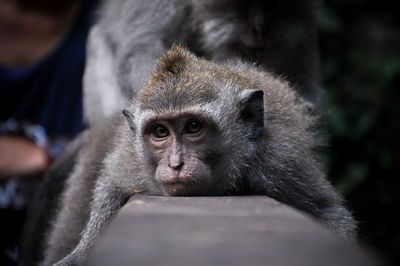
[337,162,368,194]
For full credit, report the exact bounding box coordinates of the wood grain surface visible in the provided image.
[88,195,380,266]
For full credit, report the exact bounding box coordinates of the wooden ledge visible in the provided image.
[88,196,380,266]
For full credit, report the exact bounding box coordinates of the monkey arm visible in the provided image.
[55,180,132,266]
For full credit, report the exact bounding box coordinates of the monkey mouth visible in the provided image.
[162,178,196,185]
[161,179,198,195]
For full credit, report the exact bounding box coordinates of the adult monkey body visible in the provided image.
[84,0,322,126]
[22,47,356,266]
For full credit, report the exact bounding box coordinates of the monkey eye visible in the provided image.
[151,124,169,138]
[184,119,203,135]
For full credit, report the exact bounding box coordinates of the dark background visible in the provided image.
[318,0,399,265]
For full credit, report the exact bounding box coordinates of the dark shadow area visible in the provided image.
[318,1,400,265]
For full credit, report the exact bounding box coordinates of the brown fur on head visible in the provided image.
[139,45,218,112]
[139,45,263,113]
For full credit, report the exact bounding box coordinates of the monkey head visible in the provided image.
[140,112,219,196]
[123,46,265,196]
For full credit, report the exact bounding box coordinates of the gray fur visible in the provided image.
[84,0,322,126]
[37,47,356,266]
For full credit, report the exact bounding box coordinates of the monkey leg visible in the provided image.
[275,176,357,240]
[248,166,357,240]
[84,0,187,126]
[319,203,358,240]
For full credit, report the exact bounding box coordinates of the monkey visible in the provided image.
[20,46,356,266]
[83,0,322,126]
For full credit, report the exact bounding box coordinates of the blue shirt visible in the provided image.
[0,0,99,138]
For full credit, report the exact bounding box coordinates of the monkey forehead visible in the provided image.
[138,104,221,127]
[138,85,217,112]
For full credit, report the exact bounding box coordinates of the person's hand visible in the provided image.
[0,136,48,177]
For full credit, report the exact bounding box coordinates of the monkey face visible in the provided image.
[141,112,225,196]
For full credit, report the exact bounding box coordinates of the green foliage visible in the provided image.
[318,0,400,264]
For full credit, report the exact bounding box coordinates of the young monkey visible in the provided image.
[29,46,356,266]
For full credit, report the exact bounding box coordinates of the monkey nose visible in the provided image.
[169,161,184,171]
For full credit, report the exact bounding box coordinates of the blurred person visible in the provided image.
[0,0,99,264]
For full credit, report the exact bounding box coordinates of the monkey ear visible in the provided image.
[238,90,264,130]
[122,109,136,133]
